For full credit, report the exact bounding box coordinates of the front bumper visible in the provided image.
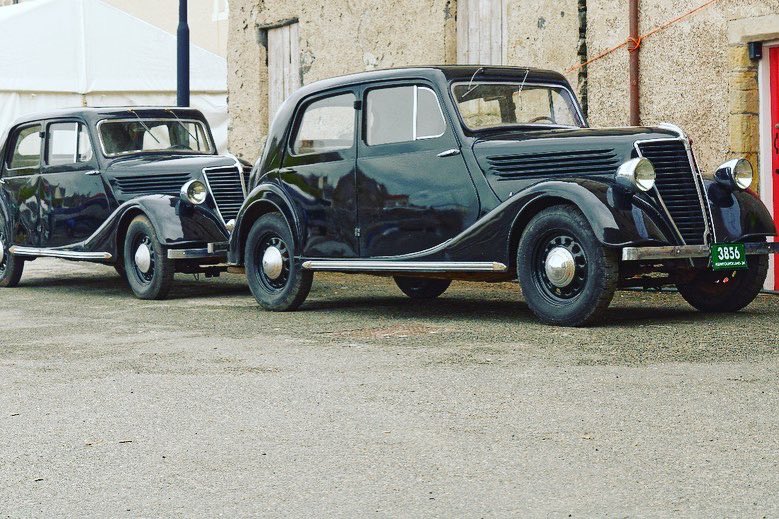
[167,242,229,260]
[622,241,779,261]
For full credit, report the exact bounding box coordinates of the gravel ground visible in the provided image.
[1,258,778,517]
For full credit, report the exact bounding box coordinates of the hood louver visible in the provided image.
[487,149,621,181]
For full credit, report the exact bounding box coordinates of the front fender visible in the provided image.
[229,182,300,265]
[80,195,228,260]
[704,181,776,242]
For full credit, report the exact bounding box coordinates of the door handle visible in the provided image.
[84,170,100,176]
[0,178,5,185]
[277,167,295,174]
[437,148,461,158]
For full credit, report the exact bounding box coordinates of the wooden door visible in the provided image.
[769,47,779,290]
[267,22,300,127]
[457,0,506,65]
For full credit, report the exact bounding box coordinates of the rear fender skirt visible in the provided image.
[704,180,776,242]
[229,182,299,265]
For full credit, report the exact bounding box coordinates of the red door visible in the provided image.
[770,47,779,290]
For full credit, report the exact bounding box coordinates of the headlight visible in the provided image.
[616,157,656,192]
[180,180,207,205]
[715,158,753,190]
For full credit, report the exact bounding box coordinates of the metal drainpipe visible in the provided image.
[628,0,640,126]
[177,0,190,107]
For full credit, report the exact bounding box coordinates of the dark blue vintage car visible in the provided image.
[0,107,248,299]
[228,66,778,326]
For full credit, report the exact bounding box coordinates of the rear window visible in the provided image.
[7,124,42,173]
[291,93,355,155]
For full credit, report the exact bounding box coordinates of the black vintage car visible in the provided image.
[0,107,248,299]
[228,66,778,326]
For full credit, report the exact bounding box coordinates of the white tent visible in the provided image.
[0,0,229,151]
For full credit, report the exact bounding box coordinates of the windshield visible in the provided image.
[452,82,583,131]
[98,119,212,157]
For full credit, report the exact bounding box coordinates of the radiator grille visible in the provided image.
[114,173,191,196]
[204,166,246,222]
[487,149,621,180]
[636,140,707,245]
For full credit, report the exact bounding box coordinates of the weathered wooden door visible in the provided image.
[456,0,506,65]
[267,22,300,127]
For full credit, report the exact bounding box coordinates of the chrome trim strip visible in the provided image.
[9,246,111,261]
[302,260,508,272]
[224,153,248,197]
[167,246,228,260]
[622,242,779,261]
[634,137,712,245]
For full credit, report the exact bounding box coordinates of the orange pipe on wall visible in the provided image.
[629,0,640,126]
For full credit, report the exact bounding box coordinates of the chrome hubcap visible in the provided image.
[544,246,576,288]
[135,243,152,274]
[262,246,284,280]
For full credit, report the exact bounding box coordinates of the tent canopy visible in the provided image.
[0,0,226,94]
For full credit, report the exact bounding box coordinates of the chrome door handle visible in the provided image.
[437,148,461,158]
[84,170,101,176]
[0,178,5,185]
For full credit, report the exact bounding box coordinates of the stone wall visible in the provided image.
[228,0,775,183]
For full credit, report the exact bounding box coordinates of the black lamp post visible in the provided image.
[177,0,190,107]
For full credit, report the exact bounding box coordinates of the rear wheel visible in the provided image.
[517,206,619,327]
[0,215,24,288]
[245,213,312,311]
[123,215,174,299]
[677,255,768,312]
[394,276,451,299]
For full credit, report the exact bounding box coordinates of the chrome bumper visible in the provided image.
[622,242,779,261]
[167,242,228,260]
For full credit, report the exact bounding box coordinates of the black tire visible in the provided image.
[394,276,451,299]
[0,215,24,288]
[123,215,174,300]
[517,206,619,327]
[245,213,312,311]
[677,254,768,313]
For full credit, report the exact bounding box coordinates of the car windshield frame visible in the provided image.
[450,81,586,132]
[96,117,214,158]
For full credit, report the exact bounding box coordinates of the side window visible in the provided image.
[46,123,94,166]
[366,85,446,146]
[291,93,355,156]
[7,124,42,173]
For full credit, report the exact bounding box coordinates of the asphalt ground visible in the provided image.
[1,259,778,517]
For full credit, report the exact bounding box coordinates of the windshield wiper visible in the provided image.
[165,109,199,144]
[460,67,485,100]
[127,109,160,144]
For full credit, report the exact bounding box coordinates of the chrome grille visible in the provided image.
[636,140,707,245]
[487,149,620,180]
[204,166,246,223]
[114,173,191,196]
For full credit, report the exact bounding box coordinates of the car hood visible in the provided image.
[105,154,237,175]
[471,126,686,201]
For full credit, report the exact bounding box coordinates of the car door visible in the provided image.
[356,82,479,257]
[39,120,111,247]
[280,89,359,257]
[0,123,43,247]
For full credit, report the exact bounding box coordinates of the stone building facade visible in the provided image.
[227,0,779,200]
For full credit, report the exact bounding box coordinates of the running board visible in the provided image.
[301,260,508,273]
[9,246,112,261]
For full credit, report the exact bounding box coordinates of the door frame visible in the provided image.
[758,40,779,291]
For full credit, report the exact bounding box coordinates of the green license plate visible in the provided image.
[711,243,747,271]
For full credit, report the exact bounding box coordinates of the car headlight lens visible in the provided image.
[715,158,753,190]
[180,180,207,205]
[616,157,656,192]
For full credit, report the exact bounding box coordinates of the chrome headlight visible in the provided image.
[715,158,753,190]
[616,157,656,192]
[180,180,207,205]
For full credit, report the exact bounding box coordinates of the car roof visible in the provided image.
[288,65,571,102]
[9,106,207,128]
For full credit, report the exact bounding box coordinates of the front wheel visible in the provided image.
[123,215,175,299]
[394,276,451,299]
[0,222,24,288]
[677,255,768,312]
[245,213,312,311]
[517,206,619,327]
